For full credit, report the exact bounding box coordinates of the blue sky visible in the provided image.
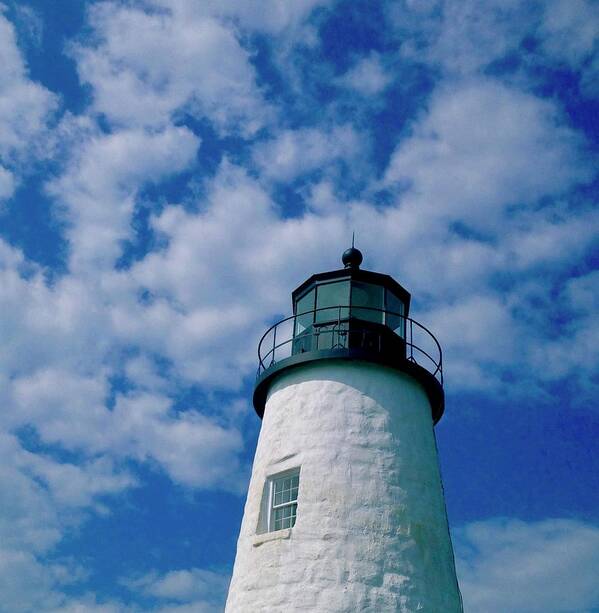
[0,1,597,611]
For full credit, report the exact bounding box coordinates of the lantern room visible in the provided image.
[253,247,445,424]
[290,247,411,354]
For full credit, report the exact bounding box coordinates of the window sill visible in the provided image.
[253,528,292,547]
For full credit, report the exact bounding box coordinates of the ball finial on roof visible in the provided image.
[342,246,363,269]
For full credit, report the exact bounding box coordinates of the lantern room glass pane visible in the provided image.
[295,289,315,334]
[315,281,350,323]
[351,282,383,323]
[386,290,405,337]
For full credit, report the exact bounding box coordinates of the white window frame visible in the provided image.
[267,469,300,532]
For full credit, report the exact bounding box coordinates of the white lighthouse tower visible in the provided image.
[225,248,462,612]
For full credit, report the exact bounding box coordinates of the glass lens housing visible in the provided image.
[351,282,383,323]
[385,290,405,337]
[315,281,350,323]
[295,289,315,334]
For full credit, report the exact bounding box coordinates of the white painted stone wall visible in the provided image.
[225,360,462,612]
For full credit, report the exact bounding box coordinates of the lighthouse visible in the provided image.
[225,248,462,612]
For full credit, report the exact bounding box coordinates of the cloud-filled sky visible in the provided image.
[0,0,597,611]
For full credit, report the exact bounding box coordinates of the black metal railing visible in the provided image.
[257,306,443,385]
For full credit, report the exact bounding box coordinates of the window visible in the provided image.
[385,289,405,337]
[351,281,384,323]
[315,280,350,323]
[268,470,299,532]
[294,289,315,335]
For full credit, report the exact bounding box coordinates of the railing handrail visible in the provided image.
[256,305,443,385]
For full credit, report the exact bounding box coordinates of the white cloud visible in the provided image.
[528,270,599,390]
[150,0,331,34]
[47,599,130,613]
[0,164,14,200]
[47,125,199,272]
[564,270,599,315]
[503,208,599,272]
[0,262,110,378]
[19,446,135,510]
[72,2,270,134]
[252,125,361,182]
[539,0,598,69]
[455,518,599,613]
[127,567,229,607]
[0,7,55,200]
[7,367,244,489]
[425,0,531,76]
[0,429,135,613]
[425,294,517,388]
[0,431,135,551]
[0,547,64,613]
[337,53,393,95]
[0,236,245,490]
[0,434,63,554]
[124,355,171,394]
[538,0,599,99]
[111,393,244,489]
[0,9,55,156]
[384,79,592,232]
[390,0,598,100]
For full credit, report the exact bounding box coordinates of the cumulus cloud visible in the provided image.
[336,53,393,96]
[455,518,599,613]
[71,1,271,134]
[47,124,199,272]
[0,9,55,155]
[0,231,245,490]
[252,125,362,182]
[6,366,244,489]
[391,0,598,86]
[383,79,592,231]
[528,270,599,394]
[0,7,55,199]
[538,0,598,69]
[0,430,135,613]
[420,0,532,76]
[0,547,65,613]
[125,567,229,611]
[0,164,15,201]
[154,0,331,34]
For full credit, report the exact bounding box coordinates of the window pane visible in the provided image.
[295,289,315,334]
[386,290,405,337]
[273,504,297,530]
[270,472,299,531]
[273,508,284,530]
[315,281,350,323]
[351,282,383,323]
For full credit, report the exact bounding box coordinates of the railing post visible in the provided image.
[410,319,414,361]
[271,325,277,366]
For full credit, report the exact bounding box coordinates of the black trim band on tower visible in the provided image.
[253,348,445,424]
